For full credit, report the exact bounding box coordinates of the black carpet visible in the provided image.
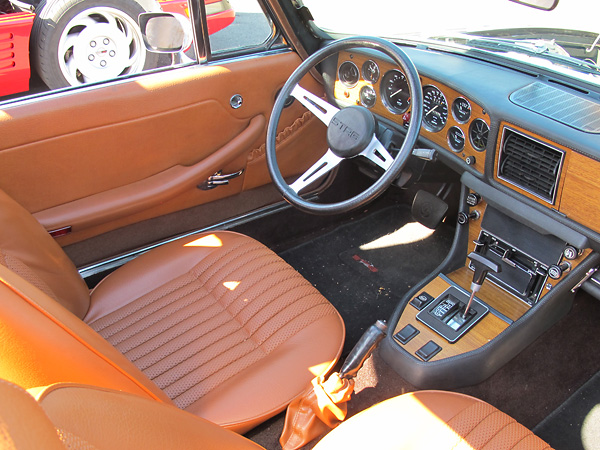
[279,205,455,354]
[534,370,600,450]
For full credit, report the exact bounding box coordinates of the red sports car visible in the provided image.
[0,0,233,96]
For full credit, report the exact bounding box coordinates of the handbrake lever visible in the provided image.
[339,320,387,380]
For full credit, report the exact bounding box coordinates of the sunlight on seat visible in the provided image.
[359,222,435,251]
[223,281,241,291]
[581,403,600,449]
[184,234,223,248]
[309,362,333,377]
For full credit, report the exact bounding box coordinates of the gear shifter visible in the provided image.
[463,252,501,319]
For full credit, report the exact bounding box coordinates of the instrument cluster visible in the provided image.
[335,52,491,173]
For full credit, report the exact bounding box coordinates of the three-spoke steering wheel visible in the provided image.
[266,37,423,215]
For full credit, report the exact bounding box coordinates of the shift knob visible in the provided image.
[468,252,501,288]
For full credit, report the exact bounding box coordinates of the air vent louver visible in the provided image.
[498,129,564,203]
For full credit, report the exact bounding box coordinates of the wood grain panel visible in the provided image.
[334,52,489,174]
[392,276,510,362]
[447,267,530,321]
[493,122,571,208]
[560,152,600,234]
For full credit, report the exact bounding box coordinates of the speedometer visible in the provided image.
[422,86,448,132]
[381,70,410,114]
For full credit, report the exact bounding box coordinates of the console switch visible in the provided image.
[416,341,442,361]
[394,324,419,344]
[410,292,435,310]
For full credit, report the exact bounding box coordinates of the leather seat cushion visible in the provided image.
[85,231,345,433]
[313,390,552,449]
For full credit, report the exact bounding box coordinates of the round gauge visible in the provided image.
[360,85,377,108]
[469,119,490,152]
[381,70,411,114]
[447,126,465,152]
[362,60,380,83]
[452,97,471,123]
[422,86,448,132]
[338,61,359,88]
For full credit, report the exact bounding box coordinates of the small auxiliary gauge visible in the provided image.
[447,126,465,152]
[452,97,471,123]
[360,85,376,108]
[338,61,360,88]
[361,60,380,83]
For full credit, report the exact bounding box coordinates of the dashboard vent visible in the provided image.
[498,128,564,204]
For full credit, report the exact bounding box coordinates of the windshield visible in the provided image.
[302,0,600,86]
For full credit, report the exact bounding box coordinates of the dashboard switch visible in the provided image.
[548,262,571,280]
[457,210,480,225]
[465,155,476,165]
[563,246,579,260]
[466,192,482,207]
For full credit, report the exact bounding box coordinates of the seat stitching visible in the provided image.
[466,411,516,449]
[89,271,200,332]
[144,317,247,380]
[99,281,211,343]
[171,302,332,407]
[156,297,323,393]
[123,300,226,361]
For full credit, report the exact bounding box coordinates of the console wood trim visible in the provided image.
[393,276,509,362]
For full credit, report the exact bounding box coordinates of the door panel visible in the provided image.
[0,51,328,246]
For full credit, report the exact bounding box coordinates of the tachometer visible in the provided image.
[422,86,448,132]
[381,70,410,114]
[338,61,360,88]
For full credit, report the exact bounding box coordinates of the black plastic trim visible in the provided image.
[461,172,589,249]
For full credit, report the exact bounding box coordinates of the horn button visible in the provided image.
[327,106,376,158]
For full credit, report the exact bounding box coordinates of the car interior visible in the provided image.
[1,0,599,448]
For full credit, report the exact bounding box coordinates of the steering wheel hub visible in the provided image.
[327,106,376,159]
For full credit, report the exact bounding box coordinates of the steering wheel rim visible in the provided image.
[266,36,423,215]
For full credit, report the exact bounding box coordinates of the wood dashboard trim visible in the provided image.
[334,52,489,174]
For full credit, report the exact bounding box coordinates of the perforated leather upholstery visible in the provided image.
[313,390,553,449]
[86,232,345,430]
[0,188,344,433]
[0,379,552,450]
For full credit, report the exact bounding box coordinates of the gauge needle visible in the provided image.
[425,105,439,116]
[390,88,403,97]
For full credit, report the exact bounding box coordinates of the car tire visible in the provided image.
[31,0,161,89]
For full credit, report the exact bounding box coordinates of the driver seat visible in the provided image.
[0,188,344,433]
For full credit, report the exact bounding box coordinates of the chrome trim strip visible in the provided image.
[497,126,566,205]
[78,200,294,279]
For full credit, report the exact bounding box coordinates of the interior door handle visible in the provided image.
[198,169,244,190]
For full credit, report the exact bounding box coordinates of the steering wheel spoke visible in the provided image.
[361,135,394,170]
[290,150,343,194]
[291,85,339,126]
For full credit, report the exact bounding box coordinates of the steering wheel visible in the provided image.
[266,36,423,215]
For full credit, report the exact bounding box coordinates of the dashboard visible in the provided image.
[326,47,600,245]
[322,44,600,384]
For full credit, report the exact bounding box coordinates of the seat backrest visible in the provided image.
[0,263,171,403]
[0,379,264,450]
[0,189,90,318]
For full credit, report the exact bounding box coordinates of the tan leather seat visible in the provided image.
[313,390,553,450]
[0,189,344,433]
[0,379,552,450]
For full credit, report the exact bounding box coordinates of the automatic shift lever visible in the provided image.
[463,252,501,319]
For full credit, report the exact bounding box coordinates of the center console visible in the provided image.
[379,183,597,389]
